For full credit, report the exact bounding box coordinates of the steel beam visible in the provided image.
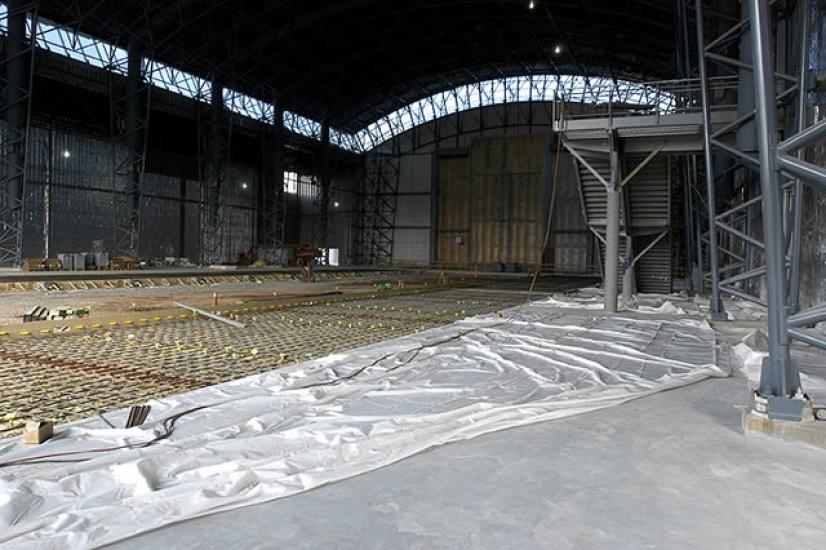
[787,328,826,351]
[263,98,286,260]
[777,155,826,192]
[620,144,663,189]
[716,220,765,250]
[788,304,826,328]
[777,118,826,155]
[563,142,609,187]
[789,1,811,313]
[630,230,668,267]
[319,119,331,264]
[719,284,767,307]
[749,0,799,398]
[604,133,620,312]
[695,0,726,319]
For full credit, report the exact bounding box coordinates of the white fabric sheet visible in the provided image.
[0,298,725,548]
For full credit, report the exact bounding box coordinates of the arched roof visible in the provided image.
[40,0,683,131]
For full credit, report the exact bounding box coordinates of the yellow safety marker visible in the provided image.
[18,330,31,336]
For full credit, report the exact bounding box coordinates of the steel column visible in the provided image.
[263,98,286,261]
[319,119,331,264]
[202,80,225,265]
[124,43,142,254]
[604,133,620,312]
[749,0,799,398]
[695,0,726,319]
[0,0,33,266]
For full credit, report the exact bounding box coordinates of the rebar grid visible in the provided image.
[0,286,533,435]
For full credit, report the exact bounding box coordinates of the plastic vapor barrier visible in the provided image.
[0,297,725,548]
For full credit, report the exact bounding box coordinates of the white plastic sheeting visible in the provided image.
[731,329,826,398]
[543,287,768,320]
[0,299,725,548]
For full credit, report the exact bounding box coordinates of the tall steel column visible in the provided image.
[694,0,726,319]
[125,43,143,256]
[621,175,635,304]
[750,0,799,398]
[202,81,226,265]
[604,132,620,312]
[354,153,400,265]
[0,0,34,266]
[319,119,331,264]
[787,1,809,313]
[263,98,285,261]
[109,35,152,258]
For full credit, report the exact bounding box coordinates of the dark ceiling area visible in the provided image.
[42,0,683,131]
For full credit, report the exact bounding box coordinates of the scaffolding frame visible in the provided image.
[108,39,152,258]
[696,0,826,415]
[0,0,36,266]
[353,152,400,265]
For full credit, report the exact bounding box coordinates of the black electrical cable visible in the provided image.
[0,405,210,468]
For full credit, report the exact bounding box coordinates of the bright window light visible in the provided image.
[283,171,298,194]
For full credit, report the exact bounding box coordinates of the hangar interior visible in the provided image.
[1,0,826,547]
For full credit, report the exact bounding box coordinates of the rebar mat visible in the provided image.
[0,285,560,435]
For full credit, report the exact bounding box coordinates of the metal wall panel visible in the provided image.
[398,154,432,193]
[547,151,590,271]
[436,155,470,265]
[470,134,545,266]
[392,228,430,263]
[18,124,267,264]
[395,195,430,228]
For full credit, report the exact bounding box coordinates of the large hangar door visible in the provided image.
[471,135,545,266]
[434,134,546,268]
[436,154,471,266]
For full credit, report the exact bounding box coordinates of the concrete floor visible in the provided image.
[109,370,826,549]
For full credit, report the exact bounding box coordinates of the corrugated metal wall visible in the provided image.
[625,154,671,293]
[549,152,591,272]
[392,154,432,264]
[385,104,591,270]
[436,155,470,265]
[469,134,546,266]
[20,124,261,264]
[433,134,548,268]
[329,173,358,263]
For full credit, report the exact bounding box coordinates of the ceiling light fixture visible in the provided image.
[554,44,562,55]
[241,182,248,190]
[529,1,536,9]
[62,149,71,158]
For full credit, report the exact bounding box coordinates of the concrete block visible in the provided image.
[22,420,54,444]
[742,409,826,450]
